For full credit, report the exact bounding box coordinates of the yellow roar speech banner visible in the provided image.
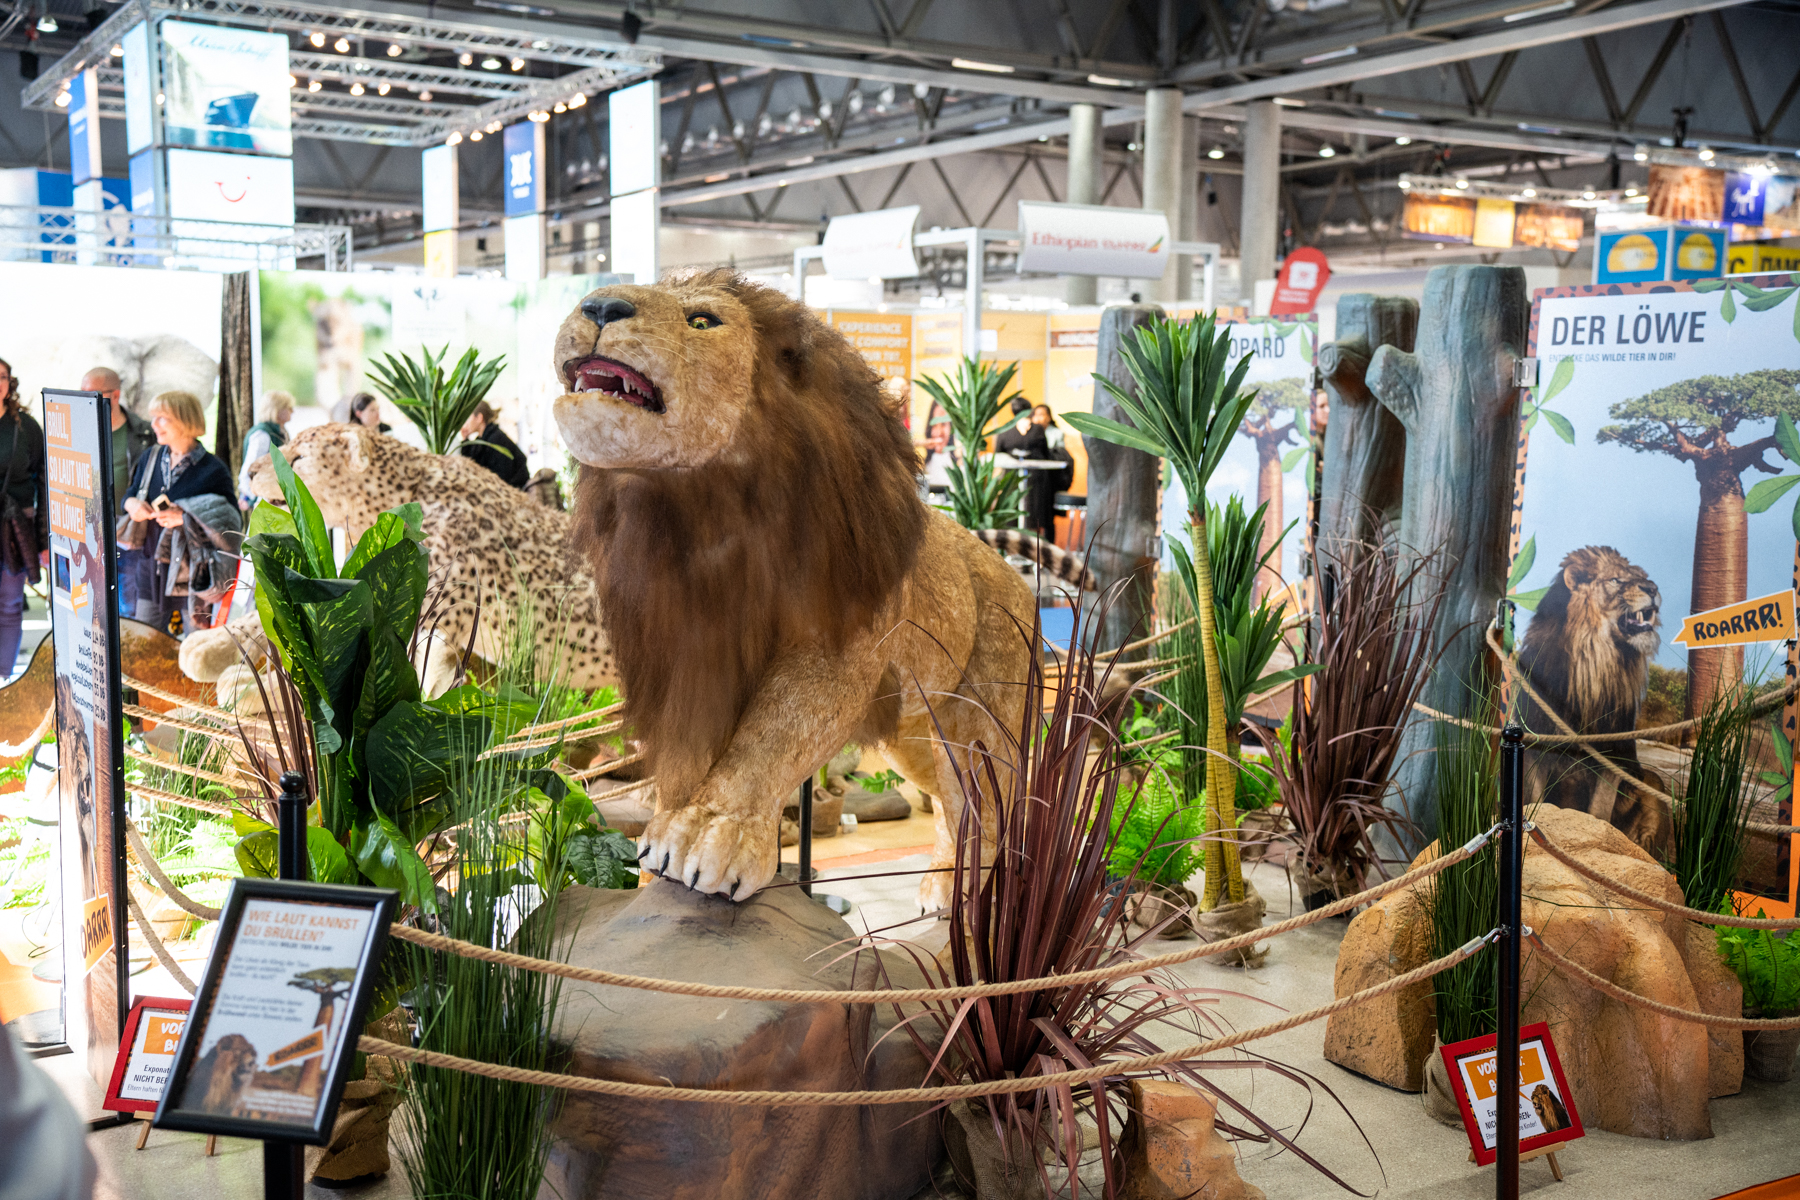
[1672,589,1795,649]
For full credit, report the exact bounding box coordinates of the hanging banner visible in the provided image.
[1647,165,1725,223]
[1270,246,1329,315]
[46,387,128,1088]
[1472,197,1516,249]
[1016,200,1171,279]
[1514,204,1584,252]
[826,311,912,385]
[1401,193,1476,243]
[822,206,920,280]
[158,20,293,157]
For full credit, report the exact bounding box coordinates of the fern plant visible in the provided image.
[914,356,1025,530]
[367,345,507,455]
[1107,765,1206,888]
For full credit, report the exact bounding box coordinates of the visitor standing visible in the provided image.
[120,391,237,637]
[80,366,154,615]
[0,358,43,681]
[458,401,531,488]
[239,389,294,510]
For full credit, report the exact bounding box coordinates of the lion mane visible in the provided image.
[571,270,925,792]
[1517,545,1669,853]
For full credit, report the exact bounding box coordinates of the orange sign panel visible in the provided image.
[267,1028,325,1068]
[1672,589,1794,649]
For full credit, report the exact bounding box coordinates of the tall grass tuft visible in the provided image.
[1670,683,1758,916]
[1424,700,1500,1046]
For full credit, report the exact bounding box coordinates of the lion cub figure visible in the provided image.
[554,272,1035,905]
[1517,545,1671,856]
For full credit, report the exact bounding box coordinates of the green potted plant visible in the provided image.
[366,345,508,455]
[1717,922,1800,1081]
[914,356,1025,530]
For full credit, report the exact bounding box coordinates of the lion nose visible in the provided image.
[581,297,636,329]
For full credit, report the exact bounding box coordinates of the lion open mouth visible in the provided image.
[563,355,665,414]
[1621,606,1657,638]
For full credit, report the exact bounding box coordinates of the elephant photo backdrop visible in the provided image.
[1510,274,1800,904]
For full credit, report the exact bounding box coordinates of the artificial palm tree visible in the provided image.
[1067,315,1257,910]
[914,356,1025,530]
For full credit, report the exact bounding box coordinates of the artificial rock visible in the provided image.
[1117,1081,1264,1200]
[1323,805,1724,1139]
[540,878,942,1200]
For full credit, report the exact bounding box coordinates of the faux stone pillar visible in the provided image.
[1085,304,1167,654]
[1317,293,1417,560]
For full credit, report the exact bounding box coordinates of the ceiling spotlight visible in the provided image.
[529,109,549,122]
[569,92,587,108]
[387,42,402,56]
[1632,143,1649,162]
[447,131,463,146]
[912,82,930,99]
[349,81,364,95]
[419,89,433,101]
[1697,145,1715,161]
[1394,136,1412,146]
[817,99,833,120]
[53,89,70,106]
[458,51,473,66]
[482,56,501,69]
[554,101,567,113]
[109,44,123,57]
[333,37,350,52]
[1625,186,1638,196]
[1207,146,1224,159]
[847,90,863,115]
[488,120,502,133]
[1521,187,1536,198]
[37,15,57,32]
[309,31,325,47]
[1581,188,1596,200]
[377,81,389,95]
[470,130,483,141]
[1398,179,1412,189]
[1454,178,1469,189]
[287,73,298,87]
[1318,144,1336,157]
[308,79,321,92]
[510,56,525,70]
[878,84,895,107]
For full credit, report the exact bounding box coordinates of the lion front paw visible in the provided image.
[639,804,779,902]
[918,859,955,916]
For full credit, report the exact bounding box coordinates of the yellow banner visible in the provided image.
[267,1028,325,1068]
[82,893,112,975]
[1672,590,1795,649]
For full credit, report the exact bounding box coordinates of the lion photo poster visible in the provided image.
[46,389,128,1089]
[156,881,393,1141]
[1509,275,1800,898]
[1442,1023,1583,1165]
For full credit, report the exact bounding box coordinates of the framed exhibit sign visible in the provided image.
[154,879,396,1144]
[1507,274,1800,915]
[1440,1023,1584,1166]
[104,997,193,1113]
[44,388,129,1087]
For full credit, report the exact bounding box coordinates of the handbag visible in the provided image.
[0,414,41,584]
[115,446,164,552]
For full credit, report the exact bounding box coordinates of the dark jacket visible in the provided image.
[0,409,46,514]
[126,444,237,516]
[116,408,156,492]
[460,423,530,489]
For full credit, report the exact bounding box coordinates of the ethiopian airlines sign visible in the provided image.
[1017,201,1171,279]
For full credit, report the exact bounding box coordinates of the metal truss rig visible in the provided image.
[22,0,659,146]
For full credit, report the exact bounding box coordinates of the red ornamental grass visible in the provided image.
[882,596,1378,1198]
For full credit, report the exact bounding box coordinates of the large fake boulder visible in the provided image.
[1118,1081,1265,1200]
[1323,806,1732,1140]
[541,879,943,1200]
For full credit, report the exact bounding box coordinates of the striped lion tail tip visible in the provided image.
[974,529,1099,591]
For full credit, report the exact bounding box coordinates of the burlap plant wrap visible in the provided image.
[1195,880,1268,968]
[1126,883,1201,940]
[1422,1035,1463,1127]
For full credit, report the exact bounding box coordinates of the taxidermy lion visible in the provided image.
[1517,545,1671,856]
[554,271,1035,905]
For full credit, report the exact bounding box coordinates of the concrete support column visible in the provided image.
[1178,114,1200,302]
[1239,99,1282,308]
[1142,87,1184,304]
[1064,103,1103,306]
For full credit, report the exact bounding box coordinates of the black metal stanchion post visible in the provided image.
[267,771,309,1200]
[798,776,814,898]
[1497,724,1525,1200]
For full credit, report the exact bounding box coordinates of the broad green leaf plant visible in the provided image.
[367,345,508,455]
[1067,314,1259,911]
[914,356,1025,530]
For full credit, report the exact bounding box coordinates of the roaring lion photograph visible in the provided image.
[183,1032,258,1117]
[1530,1082,1570,1134]
[553,271,1035,906]
[1517,544,1671,856]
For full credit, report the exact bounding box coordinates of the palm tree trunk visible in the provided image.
[1687,457,1748,722]
[1190,509,1245,909]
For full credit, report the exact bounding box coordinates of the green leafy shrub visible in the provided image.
[367,345,507,456]
[1718,923,1800,1014]
[914,356,1024,530]
[1670,684,1757,917]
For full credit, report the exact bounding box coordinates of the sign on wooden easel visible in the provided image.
[1440,1022,1584,1176]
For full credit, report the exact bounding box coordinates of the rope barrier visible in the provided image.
[122,704,248,745]
[570,751,645,782]
[125,781,235,816]
[481,720,625,758]
[1527,933,1800,1029]
[585,776,655,805]
[124,817,223,921]
[1528,827,1800,930]
[1118,618,1196,657]
[125,746,243,789]
[127,890,196,994]
[501,701,627,742]
[355,935,1493,1107]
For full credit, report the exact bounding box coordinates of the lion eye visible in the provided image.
[687,311,722,330]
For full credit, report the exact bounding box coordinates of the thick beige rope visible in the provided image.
[585,776,655,804]
[125,781,234,816]
[121,675,259,722]
[482,720,624,758]
[357,937,1489,1107]
[570,751,645,782]
[383,837,1480,1004]
[122,704,245,744]
[1529,827,1800,930]
[127,890,197,994]
[502,701,627,742]
[124,817,223,921]
[125,745,242,788]
[1118,618,1196,657]
[1528,933,1800,1029]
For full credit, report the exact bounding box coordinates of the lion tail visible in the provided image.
[976,528,1099,591]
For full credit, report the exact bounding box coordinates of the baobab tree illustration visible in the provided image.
[1236,377,1311,598]
[289,966,357,1033]
[1597,369,1800,719]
